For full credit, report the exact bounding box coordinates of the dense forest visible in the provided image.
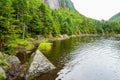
[0,0,120,54]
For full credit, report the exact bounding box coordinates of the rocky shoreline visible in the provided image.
[0,34,100,80]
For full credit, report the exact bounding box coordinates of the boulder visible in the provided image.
[59,35,63,38]
[6,56,25,80]
[71,35,76,38]
[37,35,45,41]
[0,67,6,79]
[63,34,69,38]
[26,50,55,80]
[6,64,24,80]
[6,56,21,64]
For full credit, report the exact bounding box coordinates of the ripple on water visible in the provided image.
[56,39,120,80]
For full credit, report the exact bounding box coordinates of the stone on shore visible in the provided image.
[6,56,24,80]
[6,56,21,64]
[26,50,55,80]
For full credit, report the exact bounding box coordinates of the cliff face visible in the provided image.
[42,0,75,10]
[42,0,60,9]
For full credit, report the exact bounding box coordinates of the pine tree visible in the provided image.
[0,0,19,49]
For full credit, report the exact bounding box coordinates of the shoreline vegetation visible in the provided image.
[0,0,120,79]
[1,34,120,80]
[1,33,120,55]
[45,34,120,42]
[0,0,120,55]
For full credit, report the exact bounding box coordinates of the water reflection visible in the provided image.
[37,36,97,80]
[56,38,120,80]
[37,37,120,80]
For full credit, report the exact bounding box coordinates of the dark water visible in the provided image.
[37,36,120,80]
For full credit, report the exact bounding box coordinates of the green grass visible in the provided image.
[38,42,52,53]
[5,39,33,55]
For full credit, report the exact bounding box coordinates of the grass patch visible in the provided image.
[38,42,52,53]
[5,39,33,55]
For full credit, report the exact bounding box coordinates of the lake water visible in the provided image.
[37,36,120,80]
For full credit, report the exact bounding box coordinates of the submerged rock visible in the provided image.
[26,50,55,80]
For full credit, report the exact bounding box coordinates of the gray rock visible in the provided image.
[59,35,63,38]
[37,35,45,41]
[6,64,24,80]
[63,34,69,38]
[6,56,24,80]
[42,0,60,9]
[71,35,76,37]
[6,56,21,64]
[26,50,55,80]
[0,67,6,79]
[42,0,75,10]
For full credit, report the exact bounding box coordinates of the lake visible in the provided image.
[36,36,120,80]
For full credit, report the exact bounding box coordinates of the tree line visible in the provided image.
[0,0,120,53]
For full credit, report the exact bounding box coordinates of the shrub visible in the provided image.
[38,42,52,53]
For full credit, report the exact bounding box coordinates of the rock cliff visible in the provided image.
[42,0,75,10]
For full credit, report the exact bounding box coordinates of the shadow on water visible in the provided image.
[36,36,120,80]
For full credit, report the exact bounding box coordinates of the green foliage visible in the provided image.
[4,39,32,55]
[0,0,120,54]
[0,73,5,80]
[38,42,52,53]
[0,59,9,67]
[0,53,10,67]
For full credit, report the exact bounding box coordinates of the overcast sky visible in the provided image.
[71,0,120,20]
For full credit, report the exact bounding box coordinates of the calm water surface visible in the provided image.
[37,37,120,80]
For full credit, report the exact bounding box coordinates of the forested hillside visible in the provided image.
[0,0,120,54]
[109,12,120,21]
[107,12,120,34]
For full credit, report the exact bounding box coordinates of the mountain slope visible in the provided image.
[109,12,120,21]
[42,0,75,10]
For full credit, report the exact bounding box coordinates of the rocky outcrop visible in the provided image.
[42,0,60,9]
[42,0,75,10]
[26,50,55,80]
[60,0,75,10]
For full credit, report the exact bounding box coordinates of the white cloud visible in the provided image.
[71,0,120,20]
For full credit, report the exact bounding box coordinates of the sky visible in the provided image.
[71,0,120,20]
